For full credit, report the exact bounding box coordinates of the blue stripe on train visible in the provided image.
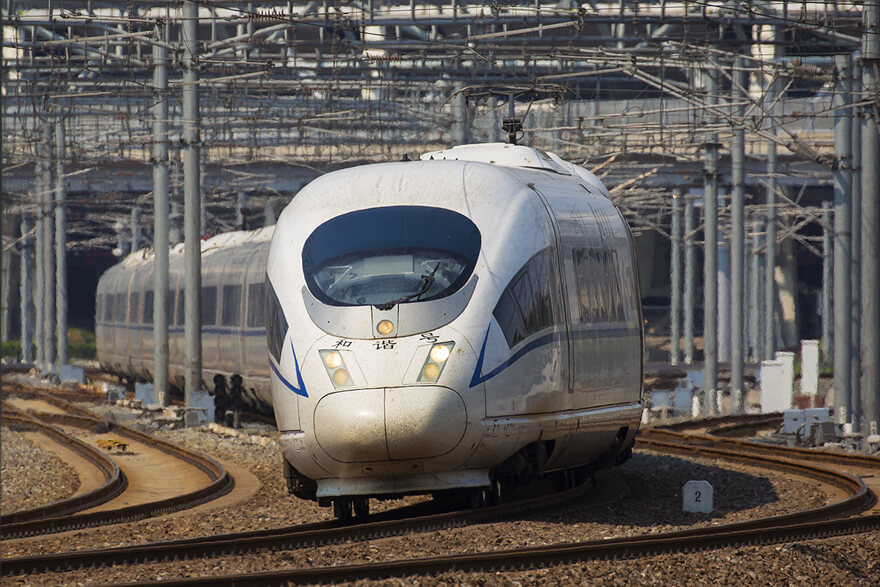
[470,325,637,388]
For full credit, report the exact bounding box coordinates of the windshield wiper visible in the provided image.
[376,263,441,311]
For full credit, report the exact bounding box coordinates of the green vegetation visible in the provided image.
[68,328,96,359]
[0,328,95,360]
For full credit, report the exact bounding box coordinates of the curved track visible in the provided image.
[3,414,879,585]
[0,386,235,539]
[1,409,127,524]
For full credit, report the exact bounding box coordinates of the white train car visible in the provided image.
[96,228,275,409]
[96,143,644,518]
[268,144,643,517]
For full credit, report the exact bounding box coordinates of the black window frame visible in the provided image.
[246,281,265,328]
[572,248,625,324]
[492,248,561,348]
[302,206,481,308]
[201,285,218,326]
[265,276,288,362]
[143,290,154,325]
[221,284,243,326]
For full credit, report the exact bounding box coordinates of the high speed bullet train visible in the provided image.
[96,143,644,518]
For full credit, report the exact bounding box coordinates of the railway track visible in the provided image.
[0,387,235,539]
[3,413,879,585]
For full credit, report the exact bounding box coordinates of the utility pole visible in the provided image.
[861,0,880,440]
[833,54,853,428]
[19,212,34,364]
[822,200,833,361]
[749,216,762,360]
[730,55,746,414]
[42,122,55,372]
[764,78,779,360]
[34,135,45,369]
[153,20,170,406]
[183,0,202,420]
[670,192,682,365]
[851,58,863,435]
[683,194,696,364]
[55,118,68,366]
[703,67,719,415]
[131,207,141,253]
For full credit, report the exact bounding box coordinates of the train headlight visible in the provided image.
[320,350,352,389]
[331,368,351,387]
[418,342,455,383]
[377,319,394,336]
[322,351,343,369]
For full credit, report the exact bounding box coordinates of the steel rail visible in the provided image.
[104,513,880,586]
[641,427,880,471]
[98,434,880,587]
[0,392,234,539]
[0,472,607,576]
[0,410,127,526]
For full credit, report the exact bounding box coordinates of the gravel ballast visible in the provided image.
[1,429,81,515]
[3,420,878,586]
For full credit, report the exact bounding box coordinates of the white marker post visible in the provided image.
[683,480,713,514]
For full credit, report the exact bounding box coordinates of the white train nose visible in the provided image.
[314,386,467,462]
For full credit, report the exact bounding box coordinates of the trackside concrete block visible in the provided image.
[683,480,713,514]
[760,359,788,413]
[800,340,820,396]
[56,364,84,384]
[135,382,155,405]
[185,389,214,426]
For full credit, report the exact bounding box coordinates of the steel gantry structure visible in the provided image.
[1,1,878,440]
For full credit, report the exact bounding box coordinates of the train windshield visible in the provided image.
[302,206,481,307]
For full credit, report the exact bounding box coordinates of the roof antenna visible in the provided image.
[501,93,522,145]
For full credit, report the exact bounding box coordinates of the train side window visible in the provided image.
[265,277,288,362]
[201,285,218,326]
[573,248,624,323]
[492,249,560,348]
[166,290,175,326]
[128,290,140,323]
[221,284,242,326]
[246,282,265,328]
[113,293,124,321]
[143,290,153,325]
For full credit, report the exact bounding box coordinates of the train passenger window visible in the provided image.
[201,286,218,326]
[114,293,125,321]
[128,291,140,323]
[265,277,288,362]
[302,206,481,307]
[246,282,265,328]
[572,248,624,323]
[143,290,154,324]
[491,249,560,348]
[97,294,106,322]
[221,284,242,326]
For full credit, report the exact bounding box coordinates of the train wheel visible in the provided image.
[353,497,369,518]
[333,499,352,521]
